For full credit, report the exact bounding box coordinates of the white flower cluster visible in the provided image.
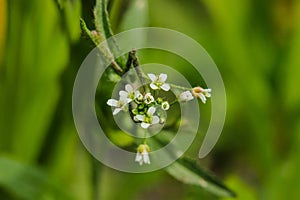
[107,73,171,130]
[106,73,212,166]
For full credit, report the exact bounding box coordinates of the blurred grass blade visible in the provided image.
[148,131,235,197]
[0,0,6,65]
[0,157,70,200]
[281,0,300,112]
[1,0,69,162]
[62,0,82,42]
[118,0,149,31]
[166,157,236,198]
[117,0,149,47]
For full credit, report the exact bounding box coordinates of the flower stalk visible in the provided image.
[105,50,212,165]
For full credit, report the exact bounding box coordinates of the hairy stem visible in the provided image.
[129,49,148,92]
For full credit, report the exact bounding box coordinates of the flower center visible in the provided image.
[144,116,152,123]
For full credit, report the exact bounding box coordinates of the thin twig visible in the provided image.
[130,49,147,92]
[125,52,133,72]
[111,60,123,76]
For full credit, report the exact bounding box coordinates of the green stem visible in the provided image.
[80,18,103,45]
[169,84,193,91]
[125,51,133,72]
[94,0,126,65]
[80,18,124,76]
[130,49,148,92]
[111,60,124,76]
[143,131,147,144]
[94,0,114,39]
[140,72,193,91]
[170,99,178,106]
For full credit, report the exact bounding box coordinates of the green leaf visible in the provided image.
[94,0,113,39]
[222,175,257,200]
[280,1,300,112]
[0,0,6,65]
[93,0,125,65]
[0,156,70,200]
[63,0,82,42]
[166,157,236,198]
[80,18,102,45]
[0,0,69,162]
[147,131,235,197]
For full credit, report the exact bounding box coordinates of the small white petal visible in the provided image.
[147,107,156,115]
[187,92,194,100]
[107,99,118,107]
[136,90,141,95]
[159,73,167,82]
[144,93,154,104]
[147,73,157,81]
[144,158,150,164]
[161,83,170,91]
[178,94,185,101]
[198,93,207,104]
[152,116,160,125]
[150,83,159,90]
[135,92,143,101]
[119,96,131,104]
[126,98,132,103]
[113,108,122,115]
[203,89,211,97]
[142,151,150,164]
[119,90,128,97]
[135,153,142,162]
[135,115,145,121]
[180,91,194,101]
[141,122,150,129]
[205,93,211,98]
[125,84,133,92]
[162,102,170,110]
[134,90,141,97]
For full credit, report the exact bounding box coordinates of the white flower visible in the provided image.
[178,91,194,102]
[161,101,170,110]
[107,96,131,115]
[134,106,160,129]
[135,90,144,102]
[144,93,155,104]
[119,84,137,102]
[148,73,170,91]
[135,144,150,165]
[192,87,212,104]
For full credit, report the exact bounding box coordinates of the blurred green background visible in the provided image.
[1,0,300,199]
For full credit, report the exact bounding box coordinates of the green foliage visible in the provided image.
[0,156,70,200]
[1,0,300,199]
[166,157,236,197]
[1,0,70,162]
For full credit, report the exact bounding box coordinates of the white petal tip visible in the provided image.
[141,122,150,129]
[150,83,159,90]
[113,108,121,115]
[161,84,170,91]
[159,73,168,82]
[147,73,156,81]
